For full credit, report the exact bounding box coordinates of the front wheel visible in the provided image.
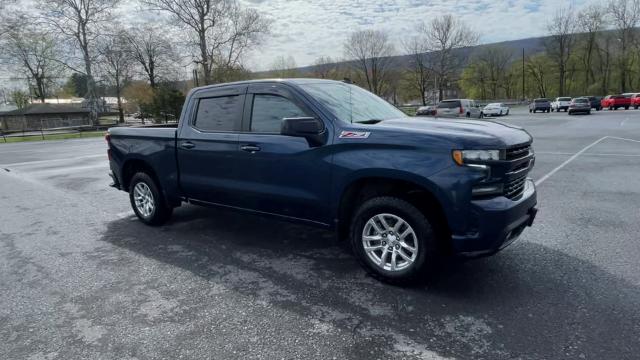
[129,172,173,225]
[350,197,438,285]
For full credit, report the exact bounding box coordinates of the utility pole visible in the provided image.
[522,48,525,102]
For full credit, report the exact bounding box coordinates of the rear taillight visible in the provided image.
[459,106,464,114]
[105,132,111,143]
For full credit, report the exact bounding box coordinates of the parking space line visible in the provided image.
[537,152,640,157]
[607,136,640,143]
[535,137,607,186]
[0,154,105,167]
[535,135,640,186]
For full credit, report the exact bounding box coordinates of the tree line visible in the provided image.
[1,0,639,119]
[461,1,640,100]
[0,0,271,123]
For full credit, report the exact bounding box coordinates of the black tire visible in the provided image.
[529,109,532,113]
[466,112,470,118]
[547,109,551,113]
[350,196,438,285]
[551,108,554,112]
[129,172,173,226]
[634,105,639,110]
[625,106,629,110]
[506,110,509,115]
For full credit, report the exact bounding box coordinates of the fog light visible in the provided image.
[472,183,503,196]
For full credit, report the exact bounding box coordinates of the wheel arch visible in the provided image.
[121,158,160,192]
[336,175,452,254]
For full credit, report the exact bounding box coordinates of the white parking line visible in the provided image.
[537,152,640,157]
[535,136,640,186]
[535,137,608,186]
[0,154,105,167]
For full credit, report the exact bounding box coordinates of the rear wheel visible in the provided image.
[129,172,173,225]
[625,106,629,110]
[350,197,438,285]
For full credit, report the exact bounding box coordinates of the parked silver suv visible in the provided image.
[436,99,483,118]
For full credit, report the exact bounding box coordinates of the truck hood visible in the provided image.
[374,118,532,147]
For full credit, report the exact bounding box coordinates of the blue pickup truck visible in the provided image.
[107,79,537,284]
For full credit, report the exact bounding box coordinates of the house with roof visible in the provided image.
[0,103,91,131]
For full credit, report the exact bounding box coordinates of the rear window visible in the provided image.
[535,99,549,103]
[558,97,571,101]
[614,95,625,99]
[194,95,242,131]
[574,98,588,103]
[437,100,461,109]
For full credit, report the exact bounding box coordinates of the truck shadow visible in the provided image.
[100,205,640,359]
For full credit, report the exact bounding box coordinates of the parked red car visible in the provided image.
[601,95,631,110]
[631,94,640,109]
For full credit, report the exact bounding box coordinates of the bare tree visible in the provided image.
[3,19,62,102]
[143,0,270,85]
[312,56,337,79]
[402,35,431,105]
[38,0,120,124]
[526,54,554,97]
[609,0,640,92]
[475,46,513,99]
[269,55,298,78]
[577,5,606,91]
[421,15,478,100]
[344,29,395,95]
[126,25,177,89]
[546,8,576,96]
[98,30,133,123]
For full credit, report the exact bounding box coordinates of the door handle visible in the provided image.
[240,145,261,153]
[180,141,195,149]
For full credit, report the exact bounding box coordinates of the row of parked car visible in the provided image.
[530,93,640,114]
[415,99,510,119]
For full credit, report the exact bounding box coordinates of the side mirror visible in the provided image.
[281,117,326,147]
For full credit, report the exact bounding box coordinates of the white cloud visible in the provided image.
[239,0,600,70]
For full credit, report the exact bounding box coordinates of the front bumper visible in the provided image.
[452,179,538,257]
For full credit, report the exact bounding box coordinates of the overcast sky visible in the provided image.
[2,0,597,93]
[237,0,595,70]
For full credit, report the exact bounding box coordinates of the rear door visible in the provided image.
[234,83,333,224]
[177,85,246,205]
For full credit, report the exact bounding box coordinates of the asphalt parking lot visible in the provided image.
[1,107,639,359]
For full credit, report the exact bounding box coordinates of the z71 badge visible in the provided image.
[339,131,371,139]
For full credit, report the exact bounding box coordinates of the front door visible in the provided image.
[234,83,333,225]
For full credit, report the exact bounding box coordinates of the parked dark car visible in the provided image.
[581,96,602,110]
[107,79,537,284]
[568,98,591,115]
[415,105,437,116]
[529,98,551,113]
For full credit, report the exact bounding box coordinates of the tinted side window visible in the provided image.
[437,100,461,109]
[251,94,309,133]
[194,96,241,131]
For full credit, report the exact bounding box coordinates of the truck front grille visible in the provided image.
[506,144,531,160]
[504,176,527,199]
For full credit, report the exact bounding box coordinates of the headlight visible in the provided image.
[452,150,500,165]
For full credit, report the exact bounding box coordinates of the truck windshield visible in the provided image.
[298,82,406,124]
